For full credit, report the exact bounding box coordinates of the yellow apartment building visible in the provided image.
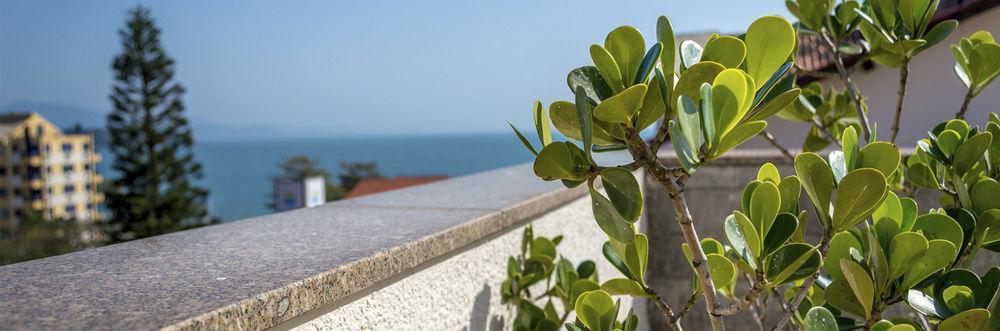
[0,113,103,227]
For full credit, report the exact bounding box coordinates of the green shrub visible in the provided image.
[505,1,1000,330]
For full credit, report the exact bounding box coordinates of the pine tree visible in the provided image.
[104,6,212,242]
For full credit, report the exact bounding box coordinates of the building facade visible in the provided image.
[0,113,103,226]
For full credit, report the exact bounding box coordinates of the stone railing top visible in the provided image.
[0,161,591,330]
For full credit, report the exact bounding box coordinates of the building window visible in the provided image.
[65,185,76,193]
[83,143,90,151]
[45,144,51,153]
[62,143,72,152]
[85,184,92,191]
[63,165,73,173]
[65,205,76,213]
[86,203,93,210]
[36,125,44,136]
[0,167,6,175]
[84,164,91,171]
[0,189,7,197]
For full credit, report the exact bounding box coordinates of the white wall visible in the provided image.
[746,5,1000,150]
[287,195,644,331]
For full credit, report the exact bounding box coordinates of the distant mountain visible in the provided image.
[1,101,353,141]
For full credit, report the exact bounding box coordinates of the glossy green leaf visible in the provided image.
[939,308,991,330]
[842,126,859,170]
[826,231,862,281]
[568,66,614,103]
[712,69,751,136]
[907,289,951,319]
[766,242,821,285]
[590,187,636,243]
[764,213,799,253]
[826,278,867,318]
[678,95,704,151]
[795,152,835,224]
[590,45,624,92]
[707,253,737,288]
[594,84,647,123]
[574,87,594,160]
[672,62,725,110]
[750,181,781,237]
[700,83,717,150]
[509,122,537,156]
[601,278,648,297]
[605,26,646,88]
[954,132,992,175]
[803,306,838,331]
[600,168,642,223]
[575,290,616,331]
[634,42,662,85]
[778,176,801,214]
[757,163,781,183]
[832,169,888,231]
[534,142,585,181]
[656,16,676,78]
[901,239,958,289]
[549,101,618,145]
[701,36,746,68]
[713,120,767,157]
[840,259,874,318]
[889,232,929,279]
[745,88,801,122]
[533,101,552,147]
[725,211,760,268]
[857,142,900,179]
[912,213,965,252]
[751,62,793,108]
[602,241,634,280]
[669,120,700,172]
[906,163,940,189]
[744,16,796,91]
[635,70,666,130]
[971,178,1000,214]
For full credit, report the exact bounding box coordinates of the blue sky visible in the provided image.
[0,1,790,139]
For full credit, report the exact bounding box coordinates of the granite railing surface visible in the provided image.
[0,157,635,330]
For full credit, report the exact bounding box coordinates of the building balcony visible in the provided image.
[1,151,996,330]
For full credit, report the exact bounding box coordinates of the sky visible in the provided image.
[0,1,791,140]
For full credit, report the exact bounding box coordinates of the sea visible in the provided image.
[98,133,533,222]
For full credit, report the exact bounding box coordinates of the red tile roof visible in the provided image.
[795,0,997,78]
[344,176,449,198]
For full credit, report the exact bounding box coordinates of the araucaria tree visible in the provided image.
[504,1,1000,330]
[104,6,212,242]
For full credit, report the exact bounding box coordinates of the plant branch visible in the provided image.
[647,288,684,331]
[770,234,832,331]
[890,57,910,143]
[650,120,670,154]
[810,117,843,148]
[673,292,699,322]
[955,88,975,120]
[622,127,725,331]
[718,273,767,315]
[821,30,872,142]
[759,131,795,162]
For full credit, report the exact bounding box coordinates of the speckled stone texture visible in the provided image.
[286,196,636,331]
[0,163,592,330]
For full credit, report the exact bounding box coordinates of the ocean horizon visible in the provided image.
[98,132,533,221]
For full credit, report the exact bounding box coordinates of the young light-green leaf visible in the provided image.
[594,84,647,123]
[744,16,796,91]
